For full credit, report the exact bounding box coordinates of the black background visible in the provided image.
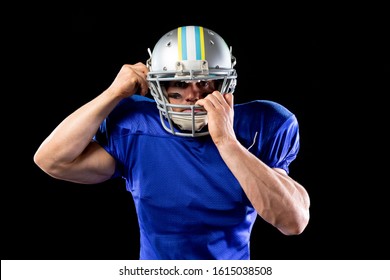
[3,4,389,260]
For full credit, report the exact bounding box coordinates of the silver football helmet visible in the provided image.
[146,25,237,137]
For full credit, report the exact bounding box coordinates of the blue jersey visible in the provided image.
[94,95,300,260]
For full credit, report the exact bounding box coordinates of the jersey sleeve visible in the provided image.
[262,114,300,173]
[92,95,158,180]
[93,119,124,179]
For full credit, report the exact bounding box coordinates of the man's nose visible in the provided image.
[185,84,203,102]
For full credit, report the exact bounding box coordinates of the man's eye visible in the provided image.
[174,82,188,88]
[198,81,208,87]
[167,93,182,99]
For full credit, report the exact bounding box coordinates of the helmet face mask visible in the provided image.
[147,25,237,137]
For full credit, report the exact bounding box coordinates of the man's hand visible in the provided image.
[107,62,149,98]
[196,92,236,145]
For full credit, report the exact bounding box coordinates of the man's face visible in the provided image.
[165,80,219,112]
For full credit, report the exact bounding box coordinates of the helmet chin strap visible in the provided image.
[171,114,208,131]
